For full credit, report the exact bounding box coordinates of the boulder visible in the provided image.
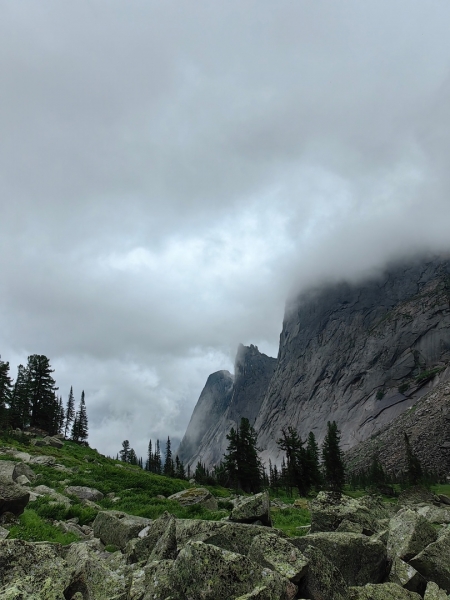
[93,510,151,550]
[398,486,437,506]
[0,461,17,482]
[29,455,56,466]
[417,505,450,525]
[145,540,297,600]
[0,538,70,598]
[309,492,385,534]
[65,485,104,502]
[30,439,47,447]
[0,479,30,516]
[297,545,349,600]
[387,508,438,561]
[43,436,64,448]
[126,511,174,564]
[438,495,450,506]
[148,514,177,561]
[15,474,31,486]
[65,542,128,599]
[388,557,427,596]
[247,532,308,582]
[13,462,36,482]
[336,519,364,534]
[348,582,422,599]
[0,526,9,539]
[34,485,71,507]
[292,532,387,586]
[409,530,450,593]
[424,581,450,599]
[229,491,272,526]
[167,487,218,511]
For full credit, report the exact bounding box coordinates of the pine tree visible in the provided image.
[368,454,386,488]
[64,387,75,439]
[277,426,311,496]
[306,431,322,490]
[129,448,138,465]
[0,356,13,429]
[26,355,59,432]
[154,440,162,474]
[76,391,88,443]
[223,418,262,492]
[120,440,131,462]
[163,436,174,477]
[9,364,31,430]
[322,421,345,495]
[404,433,423,486]
[175,456,186,479]
[223,426,239,489]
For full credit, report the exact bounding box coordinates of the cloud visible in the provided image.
[1,0,450,458]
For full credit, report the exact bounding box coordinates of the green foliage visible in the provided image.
[223,418,262,493]
[322,421,345,494]
[271,507,311,537]
[8,510,79,544]
[398,382,409,394]
[105,544,120,553]
[415,367,443,384]
[376,389,385,400]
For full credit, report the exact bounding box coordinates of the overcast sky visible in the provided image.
[1,0,450,460]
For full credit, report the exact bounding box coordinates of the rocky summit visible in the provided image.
[180,255,450,470]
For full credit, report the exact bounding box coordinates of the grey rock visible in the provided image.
[0,479,30,516]
[292,531,387,586]
[0,461,16,482]
[348,582,422,599]
[424,581,450,599]
[65,485,104,501]
[93,510,151,550]
[230,491,272,526]
[148,514,177,561]
[309,491,386,533]
[13,462,36,482]
[438,494,450,506]
[409,530,450,593]
[247,532,308,582]
[34,485,71,506]
[15,474,31,486]
[167,486,218,510]
[417,505,450,524]
[43,436,64,448]
[388,557,427,596]
[29,455,56,466]
[387,508,438,561]
[297,544,349,600]
[0,525,9,539]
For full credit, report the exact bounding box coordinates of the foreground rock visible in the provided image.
[387,508,438,561]
[0,479,30,516]
[167,487,218,510]
[409,530,450,593]
[247,532,308,583]
[229,491,272,526]
[348,582,422,599]
[93,510,151,550]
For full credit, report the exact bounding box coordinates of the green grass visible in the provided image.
[8,509,79,544]
[271,507,310,537]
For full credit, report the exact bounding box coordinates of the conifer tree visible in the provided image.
[120,440,131,462]
[163,436,174,477]
[76,391,88,443]
[277,426,311,496]
[129,448,138,465]
[306,431,322,490]
[175,455,186,479]
[155,439,162,474]
[71,413,80,442]
[0,356,13,429]
[26,355,58,431]
[9,364,31,430]
[223,418,262,492]
[322,421,345,495]
[64,386,75,439]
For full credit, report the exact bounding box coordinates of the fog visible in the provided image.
[1,0,450,458]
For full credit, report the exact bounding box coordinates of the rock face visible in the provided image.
[179,344,277,469]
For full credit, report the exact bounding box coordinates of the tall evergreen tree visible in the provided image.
[129,448,138,465]
[26,355,58,432]
[306,431,322,490]
[223,418,262,492]
[76,391,88,443]
[404,433,423,485]
[223,426,239,489]
[277,426,312,496]
[175,455,186,479]
[0,356,13,429]
[9,364,31,430]
[120,440,131,462]
[163,436,174,477]
[64,387,75,439]
[322,421,345,495]
[154,439,162,474]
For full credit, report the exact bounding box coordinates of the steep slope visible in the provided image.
[345,377,450,478]
[177,370,234,466]
[179,344,276,469]
[255,256,450,465]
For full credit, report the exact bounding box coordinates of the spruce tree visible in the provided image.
[322,421,345,495]
[277,426,311,496]
[64,387,75,439]
[76,391,88,443]
[223,426,239,489]
[9,364,31,429]
[163,436,174,477]
[223,418,262,492]
[120,440,131,462]
[26,355,58,431]
[0,356,13,429]
[155,440,162,474]
[175,455,186,479]
[306,431,322,490]
[129,448,138,465]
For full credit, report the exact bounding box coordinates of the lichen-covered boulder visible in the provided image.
[348,582,422,599]
[43,436,64,448]
[417,505,450,525]
[292,531,387,586]
[0,479,30,516]
[148,514,177,561]
[126,511,174,564]
[388,557,427,596]
[309,492,384,534]
[398,486,437,507]
[247,532,308,583]
[167,487,218,510]
[29,455,56,466]
[65,485,104,502]
[409,530,450,593]
[424,581,450,599]
[0,538,70,599]
[65,542,128,600]
[34,485,71,507]
[93,510,151,550]
[168,540,296,600]
[297,545,348,600]
[202,521,287,555]
[336,519,364,533]
[229,491,272,526]
[387,508,438,561]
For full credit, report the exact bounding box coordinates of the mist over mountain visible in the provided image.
[181,255,450,470]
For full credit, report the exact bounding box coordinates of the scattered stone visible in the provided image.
[348,582,422,599]
[387,508,438,561]
[148,514,177,561]
[398,486,437,506]
[13,462,36,482]
[30,439,46,447]
[93,510,151,551]
[409,530,450,593]
[424,581,450,599]
[292,531,387,586]
[388,557,427,596]
[247,532,309,582]
[438,495,450,506]
[337,519,364,533]
[29,455,56,466]
[43,436,64,448]
[309,491,386,534]
[229,491,272,526]
[15,474,31,486]
[0,478,30,516]
[167,487,218,511]
[297,544,349,600]
[0,525,9,539]
[416,505,450,525]
[65,485,104,501]
[34,484,71,506]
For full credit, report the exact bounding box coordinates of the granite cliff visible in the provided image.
[181,256,450,470]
